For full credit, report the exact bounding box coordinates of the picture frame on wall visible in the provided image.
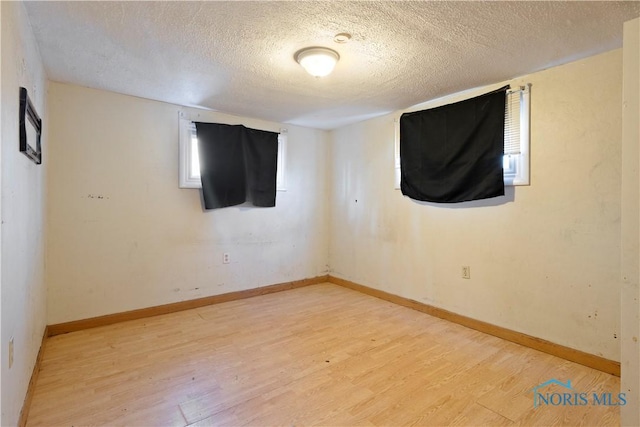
[19,87,42,165]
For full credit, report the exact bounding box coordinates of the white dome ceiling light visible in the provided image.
[295,47,340,78]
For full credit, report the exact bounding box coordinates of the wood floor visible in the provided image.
[27,283,620,426]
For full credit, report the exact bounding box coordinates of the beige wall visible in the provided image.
[329,49,623,361]
[621,17,639,427]
[46,83,329,324]
[1,2,48,425]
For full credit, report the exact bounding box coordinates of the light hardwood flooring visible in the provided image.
[27,283,620,426]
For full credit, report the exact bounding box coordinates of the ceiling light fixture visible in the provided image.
[295,47,340,78]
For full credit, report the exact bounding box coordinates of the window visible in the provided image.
[179,117,287,190]
[275,130,287,191]
[179,119,201,188]
[503,85,530,186]
[394,84,530,188]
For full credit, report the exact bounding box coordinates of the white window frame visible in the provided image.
[394,84,530,189]
[179,118,201,188]
[179,116,287,191]
[276,130,287,191]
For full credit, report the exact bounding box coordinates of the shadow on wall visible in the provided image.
[406,186,516,209]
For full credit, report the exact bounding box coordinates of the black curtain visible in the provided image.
[400,86,508,203]
[194,122,278,209]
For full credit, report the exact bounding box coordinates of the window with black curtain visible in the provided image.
[194,122,279,210]
[400,85,508,203]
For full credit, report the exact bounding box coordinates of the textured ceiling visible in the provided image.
[24,1,640,129]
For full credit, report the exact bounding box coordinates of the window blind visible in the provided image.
[504,88,523,155]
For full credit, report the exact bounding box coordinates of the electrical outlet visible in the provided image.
[462,266,471,279]
[9,337,14,369]
[223,253,230,264]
